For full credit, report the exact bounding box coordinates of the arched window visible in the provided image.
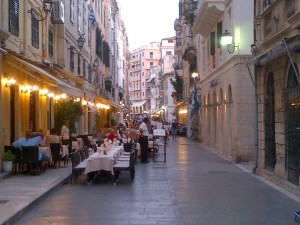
[228,85,233,103]
[213,90,217,105]
[219,88,223,104]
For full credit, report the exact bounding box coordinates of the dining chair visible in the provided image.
[70,151,86,183]
[113,149,136,185]
[21,146,42,175]
[83,146,90,159]
[78,148,86,161]
[50,143,61,168]
[5,146,22,174]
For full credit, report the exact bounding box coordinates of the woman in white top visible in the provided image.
[61,120,69,139]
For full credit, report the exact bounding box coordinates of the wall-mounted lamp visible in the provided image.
[40,89,49,96]
[48,92,55,98]
[96,103,110,109]
[191,72,198,79]
[27,0,54,22]
[20,84,38,93]
[69,34,86,54]
[82,99,87,106]
[4,77,16,87]
[221,30,239,54]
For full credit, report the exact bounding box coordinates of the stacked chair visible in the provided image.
[113,144,137,186]
[50,143,61,168]
[70,148,87,183]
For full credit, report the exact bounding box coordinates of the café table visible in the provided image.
[84,146,123,175]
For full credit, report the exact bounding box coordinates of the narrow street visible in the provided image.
[15,137,300,225]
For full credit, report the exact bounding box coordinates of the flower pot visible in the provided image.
[3,161,13,172]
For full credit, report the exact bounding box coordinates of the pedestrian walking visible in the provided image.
[171,120,178,140]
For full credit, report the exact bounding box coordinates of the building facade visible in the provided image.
[175,0,257,162]
[252,0,300,196]
[0,0,128,169]
[128,42,161,115]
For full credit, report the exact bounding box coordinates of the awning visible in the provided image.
[96,96,122,110]
[6,54,84,97]
[132,101,146,107]
[21,60,84,97]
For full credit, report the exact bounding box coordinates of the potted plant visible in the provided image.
[2,150,15,172]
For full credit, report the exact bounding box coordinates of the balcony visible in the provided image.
[192,0,225,37]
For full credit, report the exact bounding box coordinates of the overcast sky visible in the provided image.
[117,0,178,51]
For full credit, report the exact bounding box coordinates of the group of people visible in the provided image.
[11,120,71,163]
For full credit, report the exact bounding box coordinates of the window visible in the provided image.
[83,60,86,77]
[83,4,87,34]
[70,50,75,72]
[9,0,19,36]
[150,62,153,67]
[264,13,272,35]
[168,39,173,43]
[77,56,81,75]
[48,28,54,58]
[31,11,39,48]
[228,85,233,103]
[77,0,82,32]
[286,0,296,18]
[150,52,153,59]
[70,0,75,23]
[217,21,222,48]
[166,51,172,55]
[210,31,215,55]
[88,65,92,83]
[263,0,272,10]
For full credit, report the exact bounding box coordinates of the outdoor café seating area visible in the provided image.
[3,132,143,184]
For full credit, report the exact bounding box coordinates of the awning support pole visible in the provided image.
[282,38,300,85]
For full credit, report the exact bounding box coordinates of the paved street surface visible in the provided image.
[8,137,300,225]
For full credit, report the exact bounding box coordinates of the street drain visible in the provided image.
[0,200,9,204]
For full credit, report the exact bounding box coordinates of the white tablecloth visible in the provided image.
[84,146,123,175]
[72,141,79,150]
[39,146,52,162]
[62,145,68,158]
[77,138,84,148]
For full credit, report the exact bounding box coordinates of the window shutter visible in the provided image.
[217,21,222,48]
[9,0,19,36]
[210,31,215,55]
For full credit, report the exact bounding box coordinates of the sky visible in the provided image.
[117,0,179,51]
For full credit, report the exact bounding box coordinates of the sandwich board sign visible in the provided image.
[153,129,166,136]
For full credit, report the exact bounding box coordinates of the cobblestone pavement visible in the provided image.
[7,137,300,225]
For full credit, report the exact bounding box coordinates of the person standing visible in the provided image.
[61,120,69,140]
[139,117,151,163]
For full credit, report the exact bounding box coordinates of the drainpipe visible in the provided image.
[246,63,258,174]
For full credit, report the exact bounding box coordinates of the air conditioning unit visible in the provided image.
[51,0,64,24]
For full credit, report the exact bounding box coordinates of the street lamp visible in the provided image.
[221,30,239,54]
[27,0,55,22]
[69,34,86,54]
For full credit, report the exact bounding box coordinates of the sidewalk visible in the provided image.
[0,164,71,225]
